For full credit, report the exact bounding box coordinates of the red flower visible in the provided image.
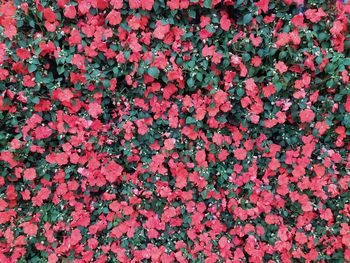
[111,0,123,9]
[245,78,257,92]
[23,75,35,87]
[195,149,208,168]
[305,8,327,23]
[342,235,350,247]
[289,28,301,45]
[0,200,8,211]
[181,126,197,140]
[251,56,262,67]
[163,83,178,100]
[275,61,288,74]
[256,0,269,13]
[64,5,76,19]
[71,54,86,70]
[23,168,36,181]
[129,0,141,8]
[16,48,31,60]
[46,152,69,166]
[278,226,289,241]
[213,90,228,106]
[109,201,120,212]
[106,10,122,26]
[299,109,315,123]
[218,149,229,161]
[299,194,313,212]
[164,138,175,151]
[220,14,231,31]
[291,14,306,27]
[103,161,123,183]
[88,102,102,118]
[167,0,189,10]
[3,24,17,40]
[48,254,58,263]
[43,8,57,22]
[21,222,38,236]
[202,45,215,57]
[57,88,74,103]
[263,84,276,97]
[250,34,262,47]
[153,21,170,40]
[70,229,82,245]
[141,0,154,10]
[276,33,290,48]
[35,126,52,140]
[219,236,229,249]
[68,29,81,45]
[345,95,350,113]
[234,148,247,160]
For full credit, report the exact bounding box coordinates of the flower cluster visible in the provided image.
[0,0,350,262]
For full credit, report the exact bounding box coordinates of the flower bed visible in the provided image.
[0,0,350,262]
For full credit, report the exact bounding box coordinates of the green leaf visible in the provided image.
[29,19,35,28]
[153,1,159,11]
[187,60,195,68]
[147,67,159,78]
[343,114,350,129]
[235,0,244,6]
[188,9,196,19]
[243,14,253,24]
[343,58,350,66]
[28,64,37,73]
[186,116,197,124]
[274,82,283,92]
[242,53,251,62]
[318,32,328,41]
[57,66,65,75]
[196,73,203,82]
[326,79,335,88]
[324,63,335,73]
[187,78,195,88]
[334,94,343,102]
[236,87,245,97]
[34,48,41,55]
[204,0,212,8]
[31,97,40,104]
[113,67,119,77]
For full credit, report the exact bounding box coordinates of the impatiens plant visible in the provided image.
[0,0,350,262]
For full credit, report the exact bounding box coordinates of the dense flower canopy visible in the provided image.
[0,0,350,262]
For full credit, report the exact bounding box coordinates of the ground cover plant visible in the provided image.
[0,0,350,262]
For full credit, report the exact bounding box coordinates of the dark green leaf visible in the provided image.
[148,67,159,78]
[204,0,212,8]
